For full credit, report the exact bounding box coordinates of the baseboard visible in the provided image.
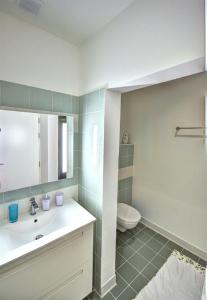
[141,217,207,261]
[95,274,117,298]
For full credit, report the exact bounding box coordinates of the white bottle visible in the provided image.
[55,192,64,206]
[42,194,50,211]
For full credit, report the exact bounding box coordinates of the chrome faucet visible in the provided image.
[30,197,39,215]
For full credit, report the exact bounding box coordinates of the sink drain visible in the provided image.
[35,234,44,240]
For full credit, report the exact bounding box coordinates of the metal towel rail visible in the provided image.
[175,126,207,138]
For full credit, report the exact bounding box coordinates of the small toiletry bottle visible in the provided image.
[8,203,18,223]
[55,192,64,206]
[42,194,50,211]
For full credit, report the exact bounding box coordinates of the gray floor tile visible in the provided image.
[153,233,168,245]
[130,224,144,235]
[128,252,148,272]
[158,245,172,259]
[141,227,156,237]
[117,244,135,260]
[87,291,100,299]
[111,274,127,298]
[135,231,152,243]
[117,237,124,248]
[137,223,145,230]
[117,286,136,300]
[166,240,183,251]
[182,249,199,262]
[142,263,158,280]
[151,254,166,269]
[138,245,156,260]
[96,225,205,300]
[102,293,114,300]
[130,273,148,293]
[116,252,126,268]
[117,262,138,283]
[146,237,164,252]
[117,230,133,243]
[198,258,207,268]
[126,237,143,251]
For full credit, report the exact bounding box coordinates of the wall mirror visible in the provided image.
[0,109,74,193]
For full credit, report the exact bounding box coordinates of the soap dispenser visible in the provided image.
[42,194,50,211]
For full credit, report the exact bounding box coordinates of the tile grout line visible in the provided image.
[115,227,174,298]
[117,230,167,271]
[113,226,148,298]
[114,225,202,300]
[115,228,159,298]
[117,229,177,265]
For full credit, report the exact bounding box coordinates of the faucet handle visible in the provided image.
[30,197,39,209]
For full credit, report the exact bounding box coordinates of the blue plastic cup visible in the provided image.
[8,203,18,223]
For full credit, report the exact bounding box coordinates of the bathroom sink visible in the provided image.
[0,199,95,267]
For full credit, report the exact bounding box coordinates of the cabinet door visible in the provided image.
[0,225,93,300]
[41,261,92,300]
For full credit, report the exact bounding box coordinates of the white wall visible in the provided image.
[0,12,80,95]
[121,72,207,253]
[80,0,204,93]
[101,91,121,294]
[0,0,205,95]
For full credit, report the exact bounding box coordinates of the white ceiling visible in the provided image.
[0,0,135,45]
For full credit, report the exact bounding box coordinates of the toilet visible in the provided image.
[117,203,141,232]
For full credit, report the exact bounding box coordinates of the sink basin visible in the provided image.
[0,199,95,267]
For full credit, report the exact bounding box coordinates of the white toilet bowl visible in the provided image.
[117,203,141,232]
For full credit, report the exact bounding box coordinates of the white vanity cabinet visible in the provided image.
[0,222,94,300]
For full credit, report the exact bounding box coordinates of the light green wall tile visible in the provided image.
[79,94,87,114]
[118,189,124,203]
[78,150,82,169]
[1,81,30,109]
[84,189,97,217]
[78,168,84,186]
[30,87,52,111]
[78,88,105,292]
[119,145,128,156]
[79,89,104,114]
[118,177,133,204]
[0,80,79,204]
[128,155,134,166]
[99,89,105,103]
[72,96,79,114]
[128,145,134,156]
[30,181,59,195]
[125,188,132,204]
[0,193,3,202]
[86,90,104,113]
[53,92,72,113]
[118,178,128,191]
[119,144,134,168]
[119,189,133,204]
[74,133,79,150]
[119,152,134,168]
[119,156,128,168]
[81,111,104,135]
[94,239,102,262]
[73,150,79,168]
[4,187,31,203]
[78,185,85,206]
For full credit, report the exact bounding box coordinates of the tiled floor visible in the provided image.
[86,223,206,300]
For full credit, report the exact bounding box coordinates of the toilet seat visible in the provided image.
[117,203,141,225]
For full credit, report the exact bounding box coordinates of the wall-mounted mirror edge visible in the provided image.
[0,107,76,194]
